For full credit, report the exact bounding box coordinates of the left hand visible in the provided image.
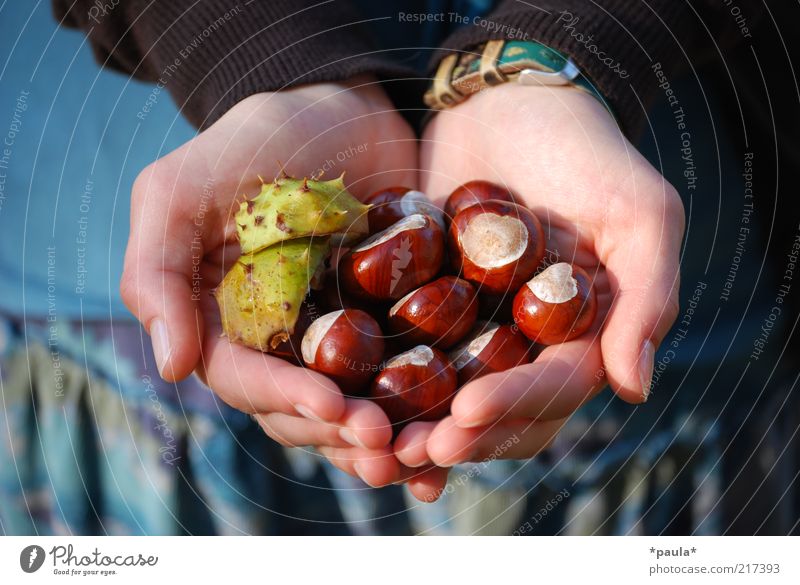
[396,82,684,469]
[121,78,425,490]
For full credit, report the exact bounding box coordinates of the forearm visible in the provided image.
[430,1,764,137]
[53,0,411,128]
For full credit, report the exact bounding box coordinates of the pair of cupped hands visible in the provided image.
[122,76,683,502]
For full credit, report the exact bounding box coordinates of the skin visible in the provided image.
[123,79,683,503]
[395,83,684,481]
[121,77,442,498]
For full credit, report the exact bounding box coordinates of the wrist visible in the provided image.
[428,81,621,160]
[425,40,616,125]
[226,76,392,118]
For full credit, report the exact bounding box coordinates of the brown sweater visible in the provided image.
[53,0,761,135]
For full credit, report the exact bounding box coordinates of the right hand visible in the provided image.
[396,82,684,473]
[121,78,442,495]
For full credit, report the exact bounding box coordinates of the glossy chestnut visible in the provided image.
[448,199,545,296]
[512,262,597,345]
[444,180,515,220]
[369,345,457,426]
[448,321,532,385]
[338,213,445,301]
[301,309,385,395]
[364,187,443,234]
[388,276,478,349]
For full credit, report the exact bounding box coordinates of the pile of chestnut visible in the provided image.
[286,181,597,429]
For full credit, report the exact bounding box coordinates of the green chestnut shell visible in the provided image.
[214,237,330,351]
[236,175,370,255]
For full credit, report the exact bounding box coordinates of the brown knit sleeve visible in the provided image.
[431,1,763,137]
[52,0,413,128]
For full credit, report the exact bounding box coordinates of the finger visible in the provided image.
[450,336,604,427]
[337,399,393,449]
[317,446,401,488]
[405,466,450,503]
[599,182,684,403]
[121,166,213,382]
[121,238,202,382]
[254,400,392,449]
[196,274,347,422]
[201,326,345,422]
[394,421,437,467]
[427,416,564,467]
[254,414,346,448]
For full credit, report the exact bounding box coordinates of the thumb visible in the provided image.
[120,167,204,382]
[600,188,684,403]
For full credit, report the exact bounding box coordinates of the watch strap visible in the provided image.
[425,40,613,119]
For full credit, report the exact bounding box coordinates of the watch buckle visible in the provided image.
[517,59,580,86]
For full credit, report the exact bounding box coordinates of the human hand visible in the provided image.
[396,83,684,469]
[121,78,418,486]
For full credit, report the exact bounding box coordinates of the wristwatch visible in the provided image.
[424,39,613,117]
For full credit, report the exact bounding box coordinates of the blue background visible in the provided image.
[0,2,194,319]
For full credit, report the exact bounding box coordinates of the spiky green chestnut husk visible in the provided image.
[236,175,370,254]
[215,237,330,351]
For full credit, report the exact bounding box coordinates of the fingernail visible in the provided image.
[339,427,366,448]
[294,404,325,423]
[639,340,655,402]
[150,319,172,378]
[353,462,377,487]
[458,418,490,429]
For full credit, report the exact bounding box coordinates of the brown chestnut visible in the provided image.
[448,322,532,385]
[448,199,545,296]
[370,345,457,426]
[301,309,385,395]
[512,262,597,345]
[364,187,444,233]
[444,180,515,220]
[387,276,478,349]
[338,213,444,302]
